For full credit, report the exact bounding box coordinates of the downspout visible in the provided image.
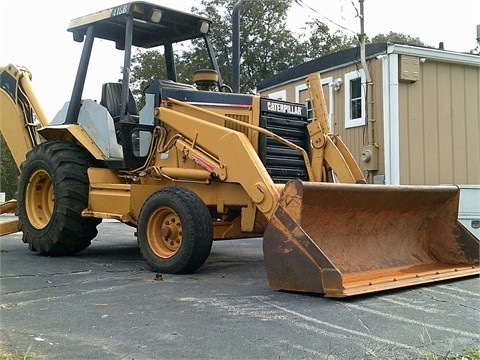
[382,48,400,185]
[232,0,245,93]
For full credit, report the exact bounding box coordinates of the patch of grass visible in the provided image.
[424,348,480,360]
[361,348,480,360]
[0,355,27,360]
[0,352,33,360]
[0,344,33,360]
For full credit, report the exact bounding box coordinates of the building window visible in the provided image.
[267,89,286,101]
[344,69,366,128]
[295,77,333,125]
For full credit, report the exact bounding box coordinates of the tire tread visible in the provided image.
[18,140,100,255]
[138,187,213,274]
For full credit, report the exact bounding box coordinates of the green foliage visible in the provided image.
[0,132,19,200]
[191,0,305,93]
[0,352,33,360]
[300,20,357,60]
[369,31,428,47]
[130,50,167,107]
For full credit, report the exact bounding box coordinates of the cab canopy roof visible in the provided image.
[67,1,212,48]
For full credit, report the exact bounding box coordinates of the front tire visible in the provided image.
[137,187,213,274]
[18,140,100,255]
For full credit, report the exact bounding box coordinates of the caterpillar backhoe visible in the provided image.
[0,2,478,297]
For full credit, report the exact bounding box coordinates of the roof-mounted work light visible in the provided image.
[199,21,210,34]
[150,9,162,23]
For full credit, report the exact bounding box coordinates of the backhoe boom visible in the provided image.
[0,64,48,168]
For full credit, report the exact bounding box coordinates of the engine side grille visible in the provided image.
[259,99,310,183]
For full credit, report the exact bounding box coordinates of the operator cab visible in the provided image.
[63,2,223,169]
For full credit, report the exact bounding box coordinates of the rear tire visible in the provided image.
[137,187,213,274]
[18,140,101,255]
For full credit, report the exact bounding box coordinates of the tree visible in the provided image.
[130,0,311,94]
[369,31,427,47]
[0,133,19,200]
[130,50,167,106]
[301,20,357,61]
[191,0,308,93]
[130,48,201,104]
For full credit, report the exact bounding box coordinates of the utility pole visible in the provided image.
[358,0,378,181]
[358,0,371,83]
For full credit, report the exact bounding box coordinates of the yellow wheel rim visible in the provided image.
[25,169,54,230]
[147,207,183,258]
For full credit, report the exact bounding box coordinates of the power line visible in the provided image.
[293,0,358,35]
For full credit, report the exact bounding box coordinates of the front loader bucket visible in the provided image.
[263,180,479,297]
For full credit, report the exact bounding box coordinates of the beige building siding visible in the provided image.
[368,61,385,177]
[335,62,386,179]
[399,61,480,185]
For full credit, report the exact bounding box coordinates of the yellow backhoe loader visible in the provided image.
[0,2,478,297]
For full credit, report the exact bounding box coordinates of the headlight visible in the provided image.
[199,21,210,34]
[150,9,162,23]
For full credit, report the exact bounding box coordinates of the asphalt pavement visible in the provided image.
[1,218,479,360]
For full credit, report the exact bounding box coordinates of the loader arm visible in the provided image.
[306,72,365,183]
[157,100,282,218]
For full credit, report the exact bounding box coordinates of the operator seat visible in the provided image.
[100,82,138,121]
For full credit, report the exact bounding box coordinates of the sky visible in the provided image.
[1,0,479,119]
